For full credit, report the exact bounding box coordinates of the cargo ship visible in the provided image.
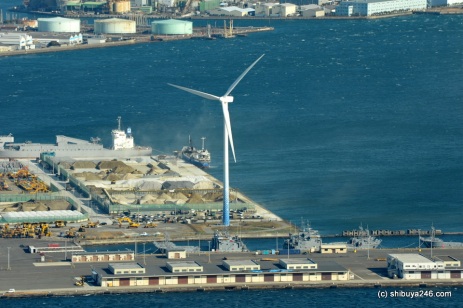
[179,136,211,168]
[0,116,152,158]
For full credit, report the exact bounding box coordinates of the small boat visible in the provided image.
[179,136,211,168]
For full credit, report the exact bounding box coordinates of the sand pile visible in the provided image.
[71,161,97,169]
[187,193,204,204]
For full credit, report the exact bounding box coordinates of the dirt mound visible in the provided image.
[187,193,204,204]
[71,161,97,169]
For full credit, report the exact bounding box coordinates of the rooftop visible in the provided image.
[388,254,433,263]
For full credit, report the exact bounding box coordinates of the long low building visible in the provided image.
[336,0,427,16]
[387,253,463,279]
[93,258,350,287]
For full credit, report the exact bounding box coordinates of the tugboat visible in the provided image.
[210,230,249,252]
[179,136,211,168]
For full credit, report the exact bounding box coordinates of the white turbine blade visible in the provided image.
[224,54,265,97]
[168,83,220,101]
[221,102,236,163]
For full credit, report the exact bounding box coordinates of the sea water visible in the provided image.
[1,0,462,304]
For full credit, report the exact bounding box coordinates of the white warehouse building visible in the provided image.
[38,17,81,33]
[336,0,427,16]
[387,254,463,280]
[0,33,35,50]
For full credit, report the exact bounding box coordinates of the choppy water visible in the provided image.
[2,13,462,234]
[1,0,462,305]
[2,287,463,308]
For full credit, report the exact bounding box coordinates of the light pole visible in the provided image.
[7,247,11,270]
[143,242,146,265]
[208,241,211,263]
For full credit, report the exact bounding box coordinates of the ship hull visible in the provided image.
[181,153,210,168]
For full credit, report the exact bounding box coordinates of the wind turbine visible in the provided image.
[169,54,264,226]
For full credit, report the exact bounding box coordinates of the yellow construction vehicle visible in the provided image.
[128,221,140,228]
[74,276,85,287]
[118,217,139,228]
[66,228,77,238]
[55,221,65,228]
[86,220,99,228]
[144,222,158,228]
[118,217,132,224]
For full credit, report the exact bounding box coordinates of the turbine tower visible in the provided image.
[169,54,264,226]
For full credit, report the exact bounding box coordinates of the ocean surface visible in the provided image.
[1,0,463,305]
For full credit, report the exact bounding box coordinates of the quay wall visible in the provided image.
[2,280,462,299]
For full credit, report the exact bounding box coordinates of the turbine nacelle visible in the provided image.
[220,96,234,104]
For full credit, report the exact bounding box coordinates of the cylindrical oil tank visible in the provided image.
[38,17,80,33]
[151,19,193,35]
[94,18,136,34]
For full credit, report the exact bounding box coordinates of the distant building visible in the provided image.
[167,261,203,273]
[71,251,135,263]
[272,3,298,16]
[108,263,146,275]
[429,0,463,5]
[222,260,260,271]
[0,33,35,50]
[320,243,347,254]
[336,0,427,16]
[255,3,278,16]
[208,6,255,16]
[200,0,221,12]
[279,258,318,270]
[166,249,187,259]
[301,4,326,17]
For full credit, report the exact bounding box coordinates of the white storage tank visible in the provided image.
[151,19,193,35]
[38,17,81,33]
[94,18,136,34]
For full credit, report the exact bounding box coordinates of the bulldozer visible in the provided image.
[144,222,158,228]
[66,228,77,238]
[86,220,99,228]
